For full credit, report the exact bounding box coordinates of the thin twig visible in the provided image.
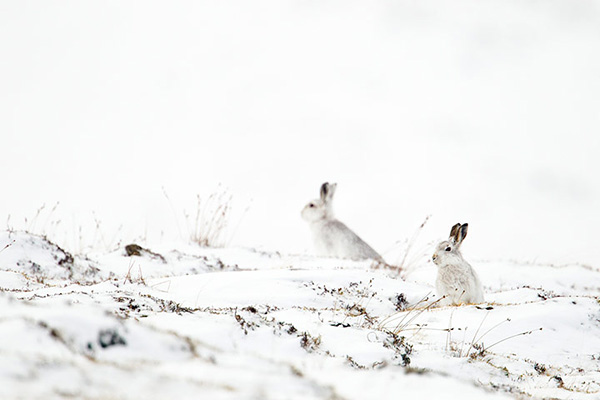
[0,240,15,253]
[484,328,543,352]
[465,311,490,358]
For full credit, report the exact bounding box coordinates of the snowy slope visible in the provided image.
[1,231,598,399]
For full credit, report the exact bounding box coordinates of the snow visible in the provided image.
[1,1,599,398]
[1,231,599,399]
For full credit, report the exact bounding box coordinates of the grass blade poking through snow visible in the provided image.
[378,293,447,335]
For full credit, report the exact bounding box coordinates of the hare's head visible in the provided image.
[432,223,468,266]
[301,182,337,222]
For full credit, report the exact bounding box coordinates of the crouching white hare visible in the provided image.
[301,182,383,262]
[432,223,484,306]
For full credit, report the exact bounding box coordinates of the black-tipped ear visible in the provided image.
[449,223,461,242]
[320,182,329,202]
[320,182,337,203]
[456,223,468,245]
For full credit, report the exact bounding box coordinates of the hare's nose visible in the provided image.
[432,253,438,261]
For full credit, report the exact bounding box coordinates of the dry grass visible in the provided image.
[7,202,62,238]
[446,311,543,359]
[163,186,239,248]
[123,259,146,285]
[378,292,447,336]
[181,187,247,248]
[378,215,433,277]
[5,202,125,255]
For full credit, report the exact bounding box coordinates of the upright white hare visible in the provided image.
[301,182,383,262]
[432,223,484,305]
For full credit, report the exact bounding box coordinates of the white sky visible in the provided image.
[1,1,599,265]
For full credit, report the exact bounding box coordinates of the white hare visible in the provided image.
[301,182,383,262]
[432,223,484,305]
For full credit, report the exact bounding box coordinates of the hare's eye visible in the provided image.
[309,203,315,208]
[445,246,452,252]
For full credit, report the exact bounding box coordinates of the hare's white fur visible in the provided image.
[301,182,383,262]
[432,223,484,306]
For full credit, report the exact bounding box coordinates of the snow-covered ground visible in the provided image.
[1,230,599,399]
[1,1,599,398]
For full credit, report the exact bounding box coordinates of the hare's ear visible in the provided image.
[320,182,337,203]
[449,223,461,243]
[319,183,329,202]
[456,223,468,246]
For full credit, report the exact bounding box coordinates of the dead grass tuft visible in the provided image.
[186,188,234,248]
